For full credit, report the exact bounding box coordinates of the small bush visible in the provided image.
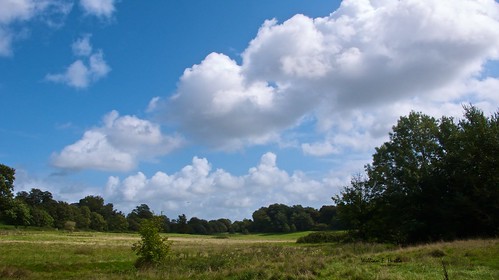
[64,221,76,233]
[132,218,172,269]
[296,231,348,243]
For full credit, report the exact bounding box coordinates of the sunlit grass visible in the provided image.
[0,229,497,279]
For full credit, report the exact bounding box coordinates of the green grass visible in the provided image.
[0,229,497,279]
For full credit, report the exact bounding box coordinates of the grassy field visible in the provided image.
[0,228,497,279]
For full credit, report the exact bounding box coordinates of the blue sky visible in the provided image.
[1,0,498,221]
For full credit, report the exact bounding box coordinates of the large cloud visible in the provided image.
[106,152,339,220]
[46,34,111,88]
[158,0,499,153]
[52,110,184,172]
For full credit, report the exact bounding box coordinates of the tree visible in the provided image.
[79,196,106,213]
[30,207,54,228]
[53,201,75,229]
[0,164,15,214]
[441,106,499,238]
[75,206,91,230]
[127,204,154,231]
[4,199,32,228]
[90,212,107,231]
[107,212,129,232]
[333,174,378,240]
[333,106,499,243]
[132,218,172,268]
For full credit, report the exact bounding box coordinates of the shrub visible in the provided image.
[64,221,76,232]
[132,218,172,268]
[296,231,348,243]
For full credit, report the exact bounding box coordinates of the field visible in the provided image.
[0,228,498,279]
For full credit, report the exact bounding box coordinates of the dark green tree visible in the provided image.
[334,106,499,243]
[30,207,54,228]
[4,199,32,227]
[0,164,15,215]
[90,212,107,231]
[107,212,129,232]
[127,204,154,231]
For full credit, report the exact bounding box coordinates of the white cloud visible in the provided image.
[79,0,116,18]
[46,35,110,88]
[0,0,35,24]
[72,33,92,56]
[106,152,335,220]
[156,0,499,154]
[0,0,73,56]
[302,141,336,157]
[52,110,184,172]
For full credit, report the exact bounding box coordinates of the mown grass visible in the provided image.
[0,229,497,279]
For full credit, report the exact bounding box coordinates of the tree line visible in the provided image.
[1,106,497,244]
[0,168,340,233]
[334,105,498,244]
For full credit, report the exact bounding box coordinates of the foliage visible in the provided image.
[30,207,54,228]
[132,218,172,268]
[251,203,336,233]
[127,204,154,231]
[296,231,349,243]
[0,164,15,215]
[64,221,76,232]
[3,199,31,227]
[334,106,499,244]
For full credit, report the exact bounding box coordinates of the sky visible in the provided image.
[1,0,498,221]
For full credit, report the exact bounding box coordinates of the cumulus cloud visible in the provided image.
[52,110,184,172]
[79,0,116,18]
[106,152,336,220]
[0,0,72,56]
[156,0,499,154]
[45,34,110,88]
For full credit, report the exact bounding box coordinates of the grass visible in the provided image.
[0,229,497,279]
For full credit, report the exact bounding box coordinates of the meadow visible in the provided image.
[0,228,498,279]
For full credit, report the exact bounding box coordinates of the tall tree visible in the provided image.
[0,164,15,213]
[334,106,499,243]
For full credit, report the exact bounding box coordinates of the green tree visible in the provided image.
[107,212,129,232]
[4,199,32,228]
[334,106,499,243]
[333,174,377,240]
[90,212,107,231]
[75,206,91,230]
[30,207,54,228]
[442,106,499,237]
[132,218,172,268]
[0,164,15,214]
[127,204,154,231]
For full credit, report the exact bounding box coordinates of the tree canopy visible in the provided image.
[334,106,499,244]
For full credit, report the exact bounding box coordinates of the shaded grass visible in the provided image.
[0,229,497,279]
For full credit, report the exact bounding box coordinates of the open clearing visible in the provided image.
[0,229,498,279]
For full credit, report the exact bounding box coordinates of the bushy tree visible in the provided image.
[334,106,499,244]
[132,218,172,268]
[4,199,31,228]
[127,204,154,231]
[0,164,15,215]
[30,207,54,228]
